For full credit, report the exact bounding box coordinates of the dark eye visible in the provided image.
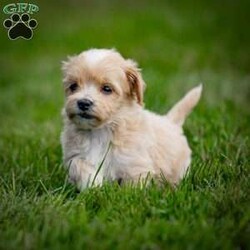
[69,83,78,92]
[101,85,113,95]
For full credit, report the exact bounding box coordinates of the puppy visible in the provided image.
[61,48,202,190]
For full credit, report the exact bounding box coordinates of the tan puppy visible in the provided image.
[61,48,202,190]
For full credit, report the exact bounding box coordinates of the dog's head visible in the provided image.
[62,49,146,130]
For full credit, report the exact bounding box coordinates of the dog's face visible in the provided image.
[62,49,145,130]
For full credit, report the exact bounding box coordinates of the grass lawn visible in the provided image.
[0,0,249,249]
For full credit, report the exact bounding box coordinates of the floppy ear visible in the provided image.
[125,59,146,106]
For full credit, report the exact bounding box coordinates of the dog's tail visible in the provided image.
[166,84,202,126]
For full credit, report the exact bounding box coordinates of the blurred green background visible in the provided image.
[0,0,249,249]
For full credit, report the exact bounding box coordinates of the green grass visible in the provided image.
[0,0,249,249]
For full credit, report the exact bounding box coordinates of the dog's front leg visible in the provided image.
[66,158,103,190]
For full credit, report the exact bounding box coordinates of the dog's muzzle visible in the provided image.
[75,98,97,120]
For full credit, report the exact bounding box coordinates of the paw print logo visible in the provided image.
[3,13,38,40]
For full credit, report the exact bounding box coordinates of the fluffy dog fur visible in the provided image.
[61,48,202,190]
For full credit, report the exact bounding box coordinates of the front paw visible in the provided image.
[68,160,103,190]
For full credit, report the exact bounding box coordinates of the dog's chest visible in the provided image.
[80,128,112,167]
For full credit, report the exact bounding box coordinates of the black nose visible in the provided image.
[77,99,93,111]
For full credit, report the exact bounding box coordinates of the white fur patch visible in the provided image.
[82,49,113,67]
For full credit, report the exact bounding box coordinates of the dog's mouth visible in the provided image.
[68,111,101,124]
[77,112,96,120]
